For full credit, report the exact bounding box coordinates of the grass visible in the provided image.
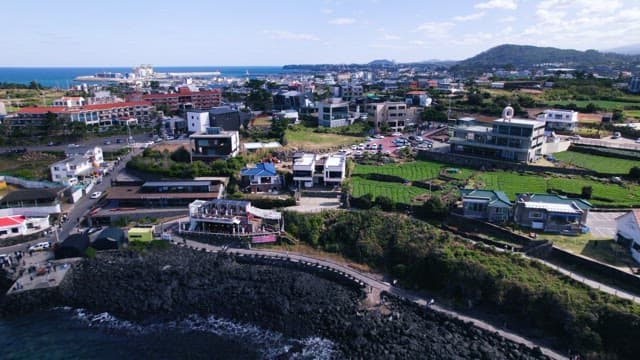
[473,170,640,207]
[0,152,64,180]
[553,151,639,174]
[544,100,636,111]
[540,233,636,268]
[285,126,362,150]
[353,160,473,181]
[350,177,429,204]
[625,110,640,119]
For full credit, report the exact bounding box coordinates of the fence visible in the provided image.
[0,175,60,189]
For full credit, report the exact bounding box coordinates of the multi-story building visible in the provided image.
[50,147,104,185]
[536,109,578,132]
[186,199,282,238]
[189,127,240,162]
[628,76,640,94]
[292,153,316,187]
[274,109,299,125]
[186,110,210,133]
[52,96,85,108]
[405,91,432,107]
[365,101,411,131]
[340,84,364,101]
[128,87,222,112]
[13,101,154,131]
[318,98,350,128]
[186,107,249,133]
[240,162,283,193]
[322,154,346,186]
[449,107,546,163]
[273,90,303,111]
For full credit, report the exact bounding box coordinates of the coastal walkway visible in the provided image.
[180,239,567,360]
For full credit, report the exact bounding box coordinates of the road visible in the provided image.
[178,239,566,360]
[558,134,640,151]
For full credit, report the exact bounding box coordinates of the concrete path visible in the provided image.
[180,239,567,360]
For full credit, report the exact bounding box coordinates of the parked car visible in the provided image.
[29,242,51,252]
[636,138,640,143]
[392,132,402,136]
[90,191,103,199]
[67,143,80,148]
[569,135,581,141]
[612,132,621,139]
[85,226,103,235]
[116,138,123,144]
[104,140,111,145]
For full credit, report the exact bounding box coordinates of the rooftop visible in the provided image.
[0,215,26,227]
[461,189,512,207]
[516,193,592,210]
[523,202,582,214]
[325,154,345,167]
[493,118,545,127]
[294,153,316,166]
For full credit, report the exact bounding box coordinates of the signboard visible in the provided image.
[252,234,277,244]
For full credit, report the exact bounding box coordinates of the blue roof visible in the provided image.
[241,162,277,177]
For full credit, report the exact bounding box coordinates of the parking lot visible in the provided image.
[586,211,625,239]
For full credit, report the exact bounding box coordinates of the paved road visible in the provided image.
[559,135,640,151]
[180,238,566,360]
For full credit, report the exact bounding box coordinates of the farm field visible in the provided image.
[350,177,429,205]
[544,99,638,111]
[285,127,362,150]
[353,160,472,181]
[553,151,638,174]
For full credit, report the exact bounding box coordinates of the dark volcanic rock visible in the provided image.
[0,247,549,359]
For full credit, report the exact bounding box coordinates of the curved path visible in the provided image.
[181,239,566,360]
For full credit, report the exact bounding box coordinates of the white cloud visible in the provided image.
[262,30,320,41]
[499,15,516,22]
[474,0,517,10]
[409,40,426,46]
[321,8,334,14]
[454,11,486,22]
[414,21,454,39]
[328,17,356,25]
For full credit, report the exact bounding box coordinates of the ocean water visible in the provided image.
[0,66,287,88]
[0,308,335,360]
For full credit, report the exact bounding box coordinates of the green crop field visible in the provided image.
[553,151,638,174]
[350,178,429,204]
[353,160,472,181]
[544,100,636,111]
[473,170,640,207]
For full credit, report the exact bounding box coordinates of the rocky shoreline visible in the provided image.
[0,247,548,359]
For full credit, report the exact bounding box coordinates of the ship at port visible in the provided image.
[74,65,221,83]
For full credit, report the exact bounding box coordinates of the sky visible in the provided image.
[1,0,639,67]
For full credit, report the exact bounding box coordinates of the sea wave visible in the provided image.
[67,308,335,359]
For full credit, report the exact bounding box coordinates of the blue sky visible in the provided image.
[1,0,639,66]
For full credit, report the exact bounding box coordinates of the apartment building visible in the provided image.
[365,101,411,131]
[52,96,85,107]
[50,146,104,185]
[449,107,546,163]
[128,87,222,112]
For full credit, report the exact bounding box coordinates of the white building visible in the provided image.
[292,153,316,187]
[318,98,350,128]
[51,146,104,185]
[323,154,346,185]
[275,109,299,125]
[536,109,579,132]
[615,210,640,264]
[186,110,210,133]
[189,128,240,162]
[52,96,85,108]
[0,214,50,239]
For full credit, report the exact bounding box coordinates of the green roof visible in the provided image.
[515,193,592,210]
[461,189,512,208]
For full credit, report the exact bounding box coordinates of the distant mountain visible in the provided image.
[368,59,394,66]
[606,43,640,55]
[453,44,640,72]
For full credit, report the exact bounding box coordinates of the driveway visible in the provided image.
[284,196,341,213]
[587,211,625,239]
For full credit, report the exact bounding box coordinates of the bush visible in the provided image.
[170,146,191,163]
[374,195,395,211]
[630,166,640,181]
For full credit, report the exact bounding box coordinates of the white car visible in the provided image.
[374,134,385,139]
[569,135,581,141]
[636,138,640,144]
[29,242,50,252]
[90,191,103,199]
[392,132,402,137]
[351,144,358,150]
[67,143,80,148]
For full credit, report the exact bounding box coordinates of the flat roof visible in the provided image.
[294,153,315,166]
[325,155,344,167]
[523,202,581,214]
[494,118,545,127]
[142,181,211,187]
[106,186,221,200]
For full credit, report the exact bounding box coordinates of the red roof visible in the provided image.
[17,106,67,114]
[77,101,151,111]
[0,215,26,227]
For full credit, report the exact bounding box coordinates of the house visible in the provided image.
[240,163,282,193]
[318,98,350,128]
[186,199,282,236]
[186,110,210,133]
[615,210,640,263]
[536,109,579,132]
[365,101,414,131]
[274,109,299,125]
[189,127,240,162]
[460,189,512,223]
[323,154,346,186]
[273,90,304,111]
[513,193,592,234]
[92,227,127,250]
[55,233,90,259]
[292,153,316,187]
[50,146,104,185]
[449,106,546,163]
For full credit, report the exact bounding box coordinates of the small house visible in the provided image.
[513,193,592,234]
[55,233,90,259]
[93,227,127,250]
[615,210,640,264]
[240,162,282,193]
[460,189,512,223]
